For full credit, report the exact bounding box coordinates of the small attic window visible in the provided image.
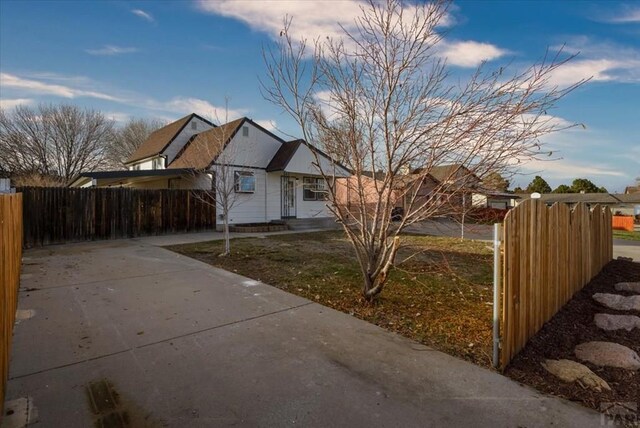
[191,121,197,130]
[242,126,249,137]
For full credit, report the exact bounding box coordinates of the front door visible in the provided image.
[281,176,297,218]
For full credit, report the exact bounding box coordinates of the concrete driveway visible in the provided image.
[6,237,601,427]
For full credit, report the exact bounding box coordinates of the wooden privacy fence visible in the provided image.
[18,187,216,247]
[0,193,23,412]
[499,200,612,369]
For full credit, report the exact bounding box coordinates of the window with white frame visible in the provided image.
[234,171,255,193]
[303,177,327,201]
[242,126,249,137]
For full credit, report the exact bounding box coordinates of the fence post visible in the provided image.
[492,222,502,369]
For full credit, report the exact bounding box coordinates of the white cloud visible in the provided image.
[0,98,34,110]
[254,119,276,131]
[1,71,250,124]
[196,0,366,41]
[519,113,574,132]
[520,158,626,178]
[545,38,640,87]
[196,0,503,69]
[546,58,639,87]
[85,45,139,56]
[440,40,507,68]
[195,0,453,45]
[156,97,247,121]
[131,9,154,22]
[104,111,131,123]
[602,5,640,24]
[0,72,123,102]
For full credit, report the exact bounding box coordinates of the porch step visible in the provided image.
[272,217,339,230]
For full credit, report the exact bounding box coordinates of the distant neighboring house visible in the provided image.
[70,113,350,226]
[625,185,639,194]
[334,174,402,218]
[519,193,640,218]
[402,164,519,212]
[334,164,519,221]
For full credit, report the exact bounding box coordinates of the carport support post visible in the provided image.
[492,223,502,369]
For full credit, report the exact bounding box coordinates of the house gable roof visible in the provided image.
[266,140,302,172]
[625,185,639,194]
[419,164,479,184]
[168,118,245,170]
[266,139,350,175]
[125,113,216,164]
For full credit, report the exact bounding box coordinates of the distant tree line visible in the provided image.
[512,175,608,194]
[0,103,162,186]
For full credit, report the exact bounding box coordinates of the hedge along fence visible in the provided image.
[0,193,23,413]
[17,187,217,247]
[499,200,612,369]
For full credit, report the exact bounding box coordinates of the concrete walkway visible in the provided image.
[6,238,602,427]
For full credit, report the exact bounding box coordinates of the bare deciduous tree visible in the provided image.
[183,107,243,256]
[0,104,114,184]
[262,0,582,300]
[105,118,164,168]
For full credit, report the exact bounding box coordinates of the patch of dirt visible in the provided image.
[85,379,165,427]
[505,260,640,418]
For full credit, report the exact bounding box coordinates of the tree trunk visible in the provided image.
[361,237,400,301]
[222,212,230,256]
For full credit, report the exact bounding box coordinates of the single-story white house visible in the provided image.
[70,113,350,226]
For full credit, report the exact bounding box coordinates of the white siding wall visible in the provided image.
[220,122,283,168]
[129,158,156,171]
[164,116,214,165]
[293,174,333,218]
[266,173,282,221]
[216,167,269,225]
[472,193,488,207]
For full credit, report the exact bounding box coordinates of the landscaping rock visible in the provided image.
[615,282,640,294]
[575,341,640,370]
[592,293,640,311]
[594,313,640,331]
[541,359,611,392]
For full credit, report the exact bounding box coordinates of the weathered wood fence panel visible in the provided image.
[17,187,216,247]
[500,200,612,369]
[0,193,23,412]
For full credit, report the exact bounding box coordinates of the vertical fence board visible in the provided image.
[16,187,216,247]
[0,193,23,413]
[499,201,612,369]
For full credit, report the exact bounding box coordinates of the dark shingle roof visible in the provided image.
[616,193,640,204]
[126,113,215,164]
[168,118,245,170]
[424,164,475,183]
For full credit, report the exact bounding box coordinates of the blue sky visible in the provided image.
[1,0,638,191]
